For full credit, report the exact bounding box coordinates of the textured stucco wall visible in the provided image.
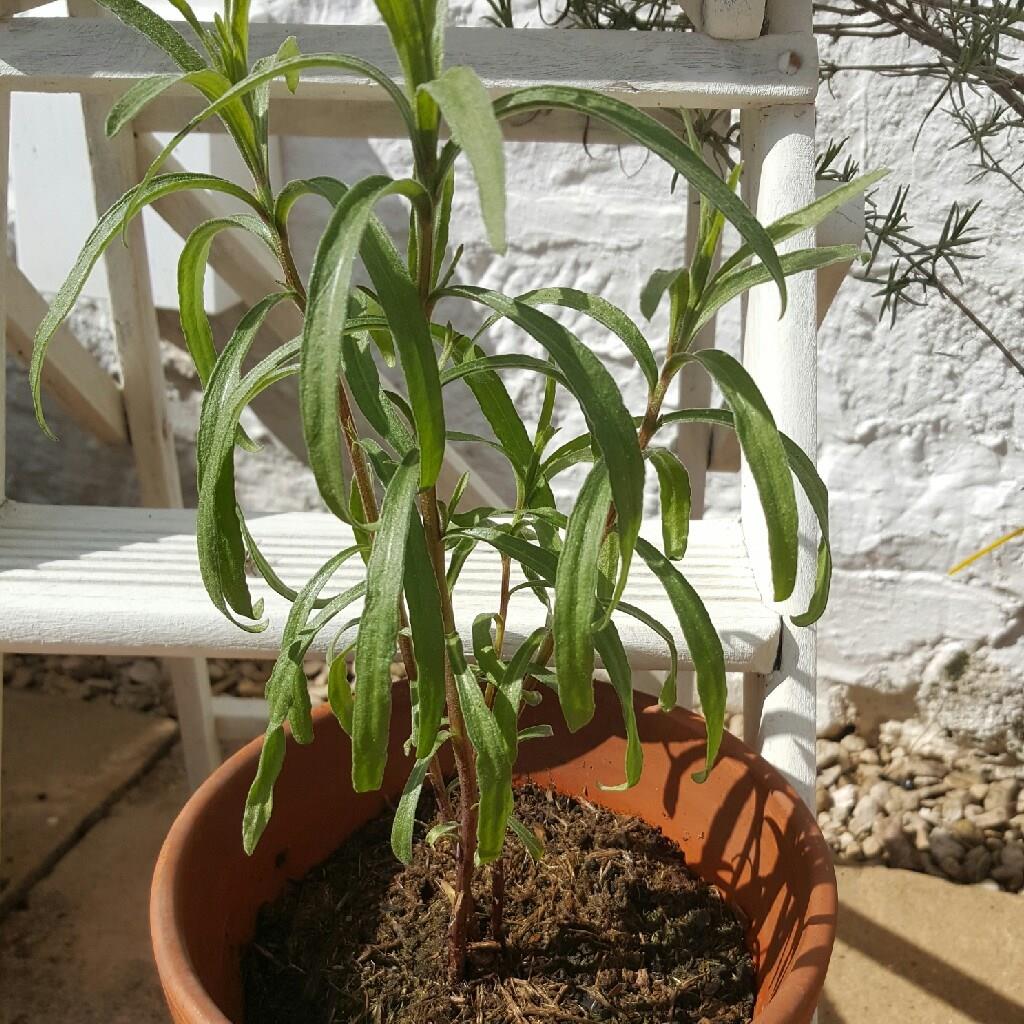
[5,2,1022,749]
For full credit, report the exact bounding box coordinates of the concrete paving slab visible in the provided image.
[1,689,177,916]
[0,751,187,1024]
[822,865,1024,1024]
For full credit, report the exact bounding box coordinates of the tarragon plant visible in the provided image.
[31,0,874,978]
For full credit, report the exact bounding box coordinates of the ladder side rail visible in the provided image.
[68,0,220,788]
[737,0,818,809]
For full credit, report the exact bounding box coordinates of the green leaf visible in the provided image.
[554,461,611,732]
[492,87,786,306]
[614,599,679,711]
[177,214,278,385]
[195,294,293,628]
[635,537,725,782]
[482,287,658,393]
[446,286,644,607]
[242,557,365,854]
[30,173,261,438]
[640,267,684,322]
[440,353,568,389]
[688,350,798,602]
[105,74,182,137]
[327,655,354,735]
[493,627,548,759]
[594,623,642,791]
[391,731,449,864]
[694,245,862,337]
[717,169,888,279]
[93,0,206,72]
[404,511,447,756]
[301,175,438,513]
[446,633,513,865]
[659,408,831,626]
[421,66,506,253]
[452,526,558,583]
[517,724,554,742]
[126,54,421,226]
[472,613,505,685]
[275,35,303,93]
[646,447,691,560]
[508,815,544,861]
[242,727,285,855]
[353,450,421,792]
[340,332,415,454]
[426,820,459,847]
[445,333,545,501]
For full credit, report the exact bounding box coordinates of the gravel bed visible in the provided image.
[1,653,330,715]
[816,721,1024,893]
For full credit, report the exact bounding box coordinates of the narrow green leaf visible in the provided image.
[440,353,568,389]
[493,627,548,759]
[242,563,365,854]
[341,332,415,454]
[695,245,862,336]
[426,820,459,847]
[125,54,421,228]
[614,599,679,711]
[301,175,438,513]
[404,510,447,756]
[421,66,506,252]
[646,447,691,560]
[30,173,261,438]
[446,286,644,607]
[594,623,642,791]
[482,287,658,393]
[177,214,277,385]
[195,294,292,628]
[717,169,889,279]
[689,350,798,602]
[517,724,554,742]
[243,727,285,855]
[105,74,182,137]
[508,815,544,861]
[640,267,683,322]
[491,87,786,305]
[446,633,513,865]
[328,655,354,735]
[391,731,449,864]
[353,450,421,792]
[472,613,504,685]
[635,537,726,782]
[659,408,831,626]
[93,0,206,72]
[554,461,611,732]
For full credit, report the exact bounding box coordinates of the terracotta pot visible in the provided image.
[152,687,836,1023]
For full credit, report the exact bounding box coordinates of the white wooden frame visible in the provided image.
[0,0,849,815]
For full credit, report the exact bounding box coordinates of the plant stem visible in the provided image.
[420,486,479,980]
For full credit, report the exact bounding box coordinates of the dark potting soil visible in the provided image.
[243,783,756,1024]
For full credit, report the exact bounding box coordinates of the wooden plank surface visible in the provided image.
[0,20,818,122]
[0,501,782,672]
[6,263,128,445]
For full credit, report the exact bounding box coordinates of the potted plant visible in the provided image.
[31,1,879,1020]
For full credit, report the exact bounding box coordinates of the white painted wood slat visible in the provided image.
[0,21,818,119]
[0,502,782,673]
[5,262,128,446]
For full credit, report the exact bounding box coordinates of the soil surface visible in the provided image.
[243,784,755,1024]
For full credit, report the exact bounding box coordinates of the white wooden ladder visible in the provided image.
[0,0,857,809]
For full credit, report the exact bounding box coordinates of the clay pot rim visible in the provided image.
[152,701,836,1024]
